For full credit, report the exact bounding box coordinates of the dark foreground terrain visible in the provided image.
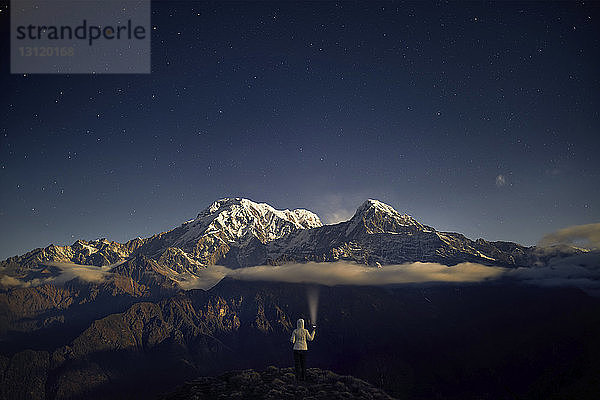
[2,279,600,399]
[161,367,396,400]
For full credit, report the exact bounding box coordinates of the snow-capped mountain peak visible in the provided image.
[197,198,321,231]
[347,199,426,234]
[170,198,322,251]
[359,199,397,213]
[346,199,429,235]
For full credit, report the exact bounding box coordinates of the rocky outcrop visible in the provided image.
[161,366,397,400]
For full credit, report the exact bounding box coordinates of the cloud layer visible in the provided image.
[3,253,599,296]
[47,262,112,284]
[0,262,114,289]
[178,261,506,290]
[538,222,600,249]
[179,253,600,296]
[505,252,600,294]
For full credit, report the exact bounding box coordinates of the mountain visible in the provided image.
[0,198,587,340]
[2,198,585,294]
[0,198,323,343]
[134,197,322,269]
[265,199,579,267]
[0,198,598,399]
[0,237,145,270]
[0,198,322,290]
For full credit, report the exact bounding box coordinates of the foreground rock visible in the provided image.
[161,366,396,400]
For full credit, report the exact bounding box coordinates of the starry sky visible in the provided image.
[0,1,599,260]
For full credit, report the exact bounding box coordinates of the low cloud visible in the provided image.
[229,262,505,285]
[505,251,600,295]
[46,262,112,284]
[178,261,506,290]
[0,275,26,288]
[176,268,229,291]
[4,252,599,296]
[322,210,354,225]
[0,261,116,289]
[179,252,600,296]
[538,223,600,249]
[313,193,368,225]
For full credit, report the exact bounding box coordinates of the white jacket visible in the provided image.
[290,318,315,351]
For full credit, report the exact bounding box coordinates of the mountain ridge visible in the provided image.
[1,197,587,294]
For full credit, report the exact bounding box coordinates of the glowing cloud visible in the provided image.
[0,261,116,289]
[538,222,600,249]
[177,261,506,290]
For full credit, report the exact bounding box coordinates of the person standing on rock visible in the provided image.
[290,318,316,381]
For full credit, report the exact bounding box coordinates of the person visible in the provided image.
[290,318,315,382]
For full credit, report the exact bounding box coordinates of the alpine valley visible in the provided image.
[1,198,598,399]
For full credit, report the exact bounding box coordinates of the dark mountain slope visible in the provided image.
[1,279,599,399]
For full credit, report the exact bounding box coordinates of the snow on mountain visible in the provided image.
[0,198,323,287]
[120,198,323,270]
[1,197,588,291]
[0,237,145,271]
[264,198,558,267]
[175,198,321,247]
[344,199,431,236]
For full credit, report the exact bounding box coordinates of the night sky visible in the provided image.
[0,1,599,260]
